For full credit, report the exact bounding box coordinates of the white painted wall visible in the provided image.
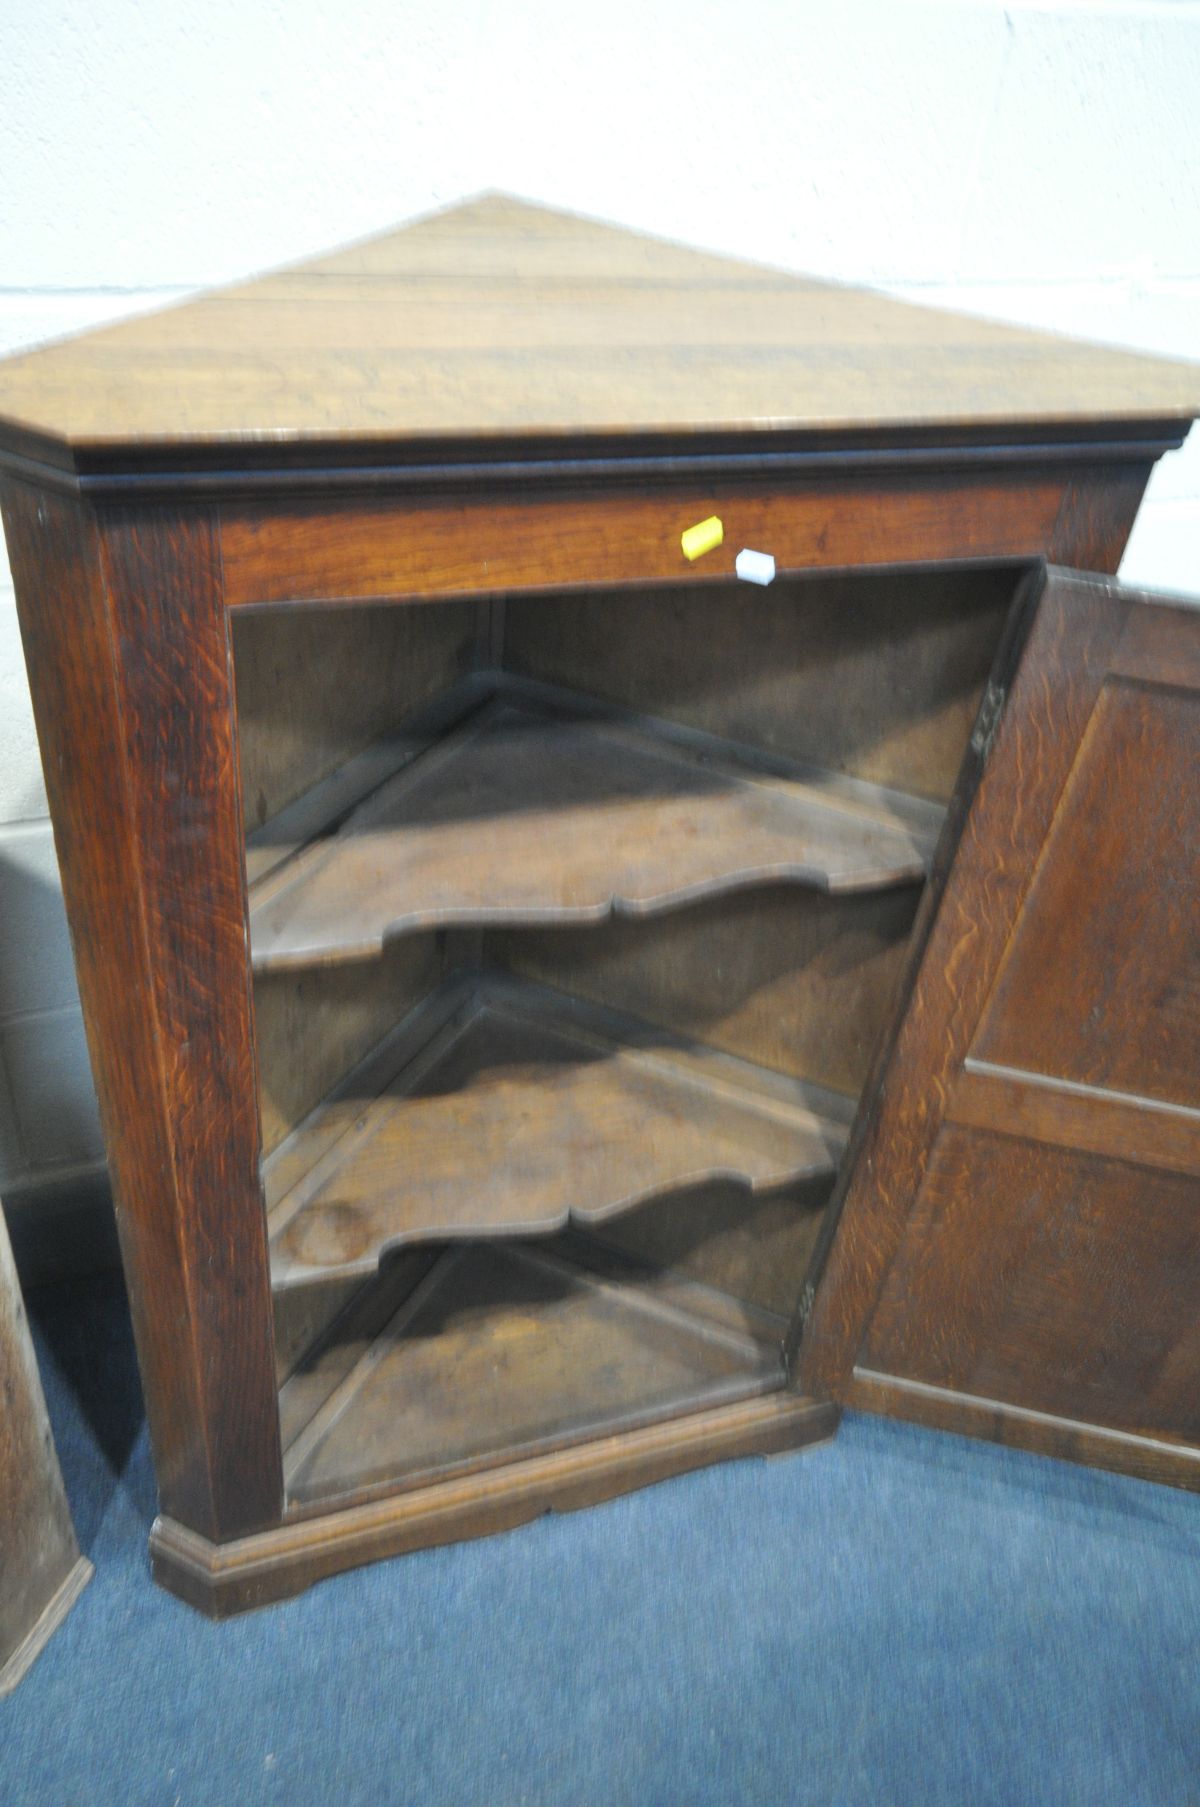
[1,0,1198,1199]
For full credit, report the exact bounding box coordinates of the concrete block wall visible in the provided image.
[1,0,1198,1225]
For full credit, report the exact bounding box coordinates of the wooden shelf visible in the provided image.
[280,1236,786,1511]
[266,976,852,1290]
[248,691,940,972]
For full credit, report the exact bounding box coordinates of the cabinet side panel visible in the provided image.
[2,481,281,1541]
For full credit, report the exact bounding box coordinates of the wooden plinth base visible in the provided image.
[150,1389,838,1619]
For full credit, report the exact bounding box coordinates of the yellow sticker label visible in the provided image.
[680,515,724,561]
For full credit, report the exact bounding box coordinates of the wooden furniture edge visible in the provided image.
[149,1390,839,1617]
[0,1556,93,1699]
[844,1369,1200,1495]
[0,421,1186,502]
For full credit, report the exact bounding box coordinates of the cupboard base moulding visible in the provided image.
[150,1390,838,1618]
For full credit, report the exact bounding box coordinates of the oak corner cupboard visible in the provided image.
[1,195,1197,1619]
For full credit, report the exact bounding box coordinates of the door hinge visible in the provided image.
[970,680,1006,763]
[797,1280,816,1330]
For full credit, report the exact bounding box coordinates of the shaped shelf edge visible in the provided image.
[265,978,853,1290]
[248,692,942,973]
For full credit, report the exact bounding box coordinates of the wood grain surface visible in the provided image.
[859,1127,1200,1446]
[502,566,1019,801]
[949,1065,1200,1181]
[254,934,445,1157]
[219,474,1072,607]
[0,198,1196,484]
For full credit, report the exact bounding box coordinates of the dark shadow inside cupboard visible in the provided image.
[231,563,1022,1513]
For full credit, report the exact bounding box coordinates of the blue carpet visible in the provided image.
[5,1272,1200,1806]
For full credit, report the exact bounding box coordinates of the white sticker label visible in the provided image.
[735,548,776,586]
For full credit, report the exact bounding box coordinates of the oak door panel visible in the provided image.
[970,678,1200,1109]
[858,1126,1200,1445]
[803,572,1200,1488]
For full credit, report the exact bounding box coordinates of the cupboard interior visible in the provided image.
[232,564,1020,1515]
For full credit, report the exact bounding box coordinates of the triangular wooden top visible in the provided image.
[1,194,1197,484]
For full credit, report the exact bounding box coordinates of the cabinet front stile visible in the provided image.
[0,484,282,1543]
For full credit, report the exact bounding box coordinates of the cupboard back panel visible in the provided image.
[577,1174,834,1320]
[488,884,919,1095]
[501,567,1018,802]
[254,935,445,1158]
[232,598,484,831]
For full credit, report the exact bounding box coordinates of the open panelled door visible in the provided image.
[801,565,1200,1491]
